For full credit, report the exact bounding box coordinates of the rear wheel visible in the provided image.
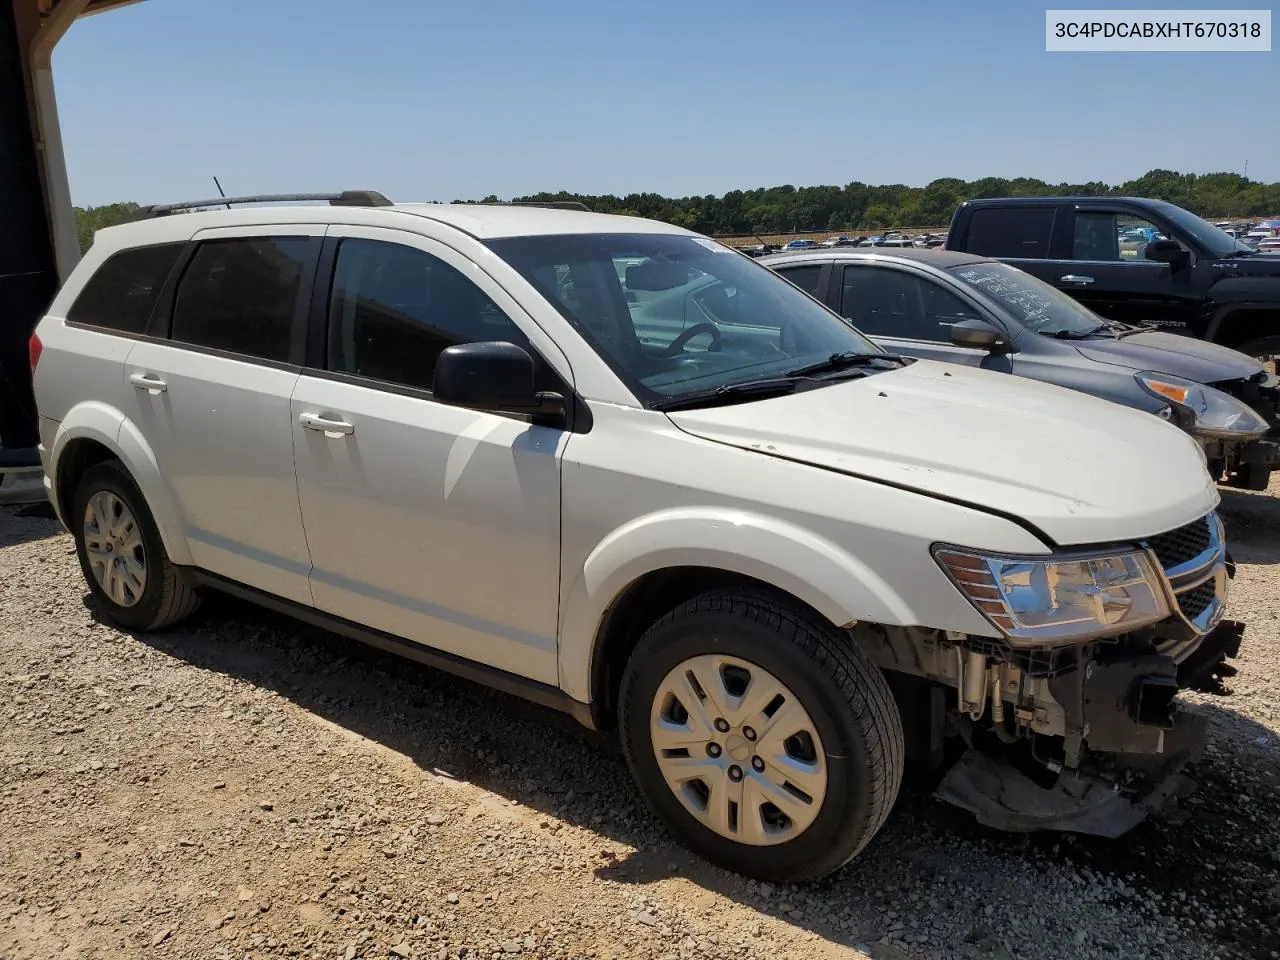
[619,590,904,882]
[71,460,201,631]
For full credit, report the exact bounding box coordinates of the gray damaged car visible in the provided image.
[762,248,1280,492]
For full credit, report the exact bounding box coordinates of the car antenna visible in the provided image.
[213,176,230,210]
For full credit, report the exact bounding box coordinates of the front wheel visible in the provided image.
[619,590,904,882]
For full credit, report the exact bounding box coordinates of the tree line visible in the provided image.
[74,168,1280,250]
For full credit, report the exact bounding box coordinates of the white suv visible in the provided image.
[32,192,1242,881]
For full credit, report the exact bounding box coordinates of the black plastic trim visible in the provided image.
[145,240,199,338]
[307,236,341,369]
[0,446,40,469]
[189,569,596,729]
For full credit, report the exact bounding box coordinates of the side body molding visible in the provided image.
[556,507,916,703]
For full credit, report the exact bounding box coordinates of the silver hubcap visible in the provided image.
[83,491,147,608]
[650,654,828,846]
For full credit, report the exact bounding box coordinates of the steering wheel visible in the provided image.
[662,322,723,358]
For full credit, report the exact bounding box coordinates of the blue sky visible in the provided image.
[54,0,1278,207]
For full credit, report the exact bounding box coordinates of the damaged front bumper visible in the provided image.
[1206,370,1280,490]
[924,509,1244,836]
[934,617,1244,836]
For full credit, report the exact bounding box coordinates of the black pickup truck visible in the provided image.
[945,197,1280,368]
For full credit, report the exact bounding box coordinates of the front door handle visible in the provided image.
[1060,274,1095,285]
[129,372,168,395]
[299,412,355,437]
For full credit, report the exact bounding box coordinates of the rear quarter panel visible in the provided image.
[33,238,194,565]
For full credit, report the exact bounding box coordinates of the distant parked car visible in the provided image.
[762,247,1280,490]
[945,196,1280,371]
[781,238,817,251]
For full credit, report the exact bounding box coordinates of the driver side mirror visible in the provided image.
[432,341,564,422]
[949,318,1011,354]
[1144,238,1189,270]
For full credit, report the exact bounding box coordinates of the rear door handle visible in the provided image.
[299,412,355,437]
[1060,274,1095,285]
[129,372,168,394]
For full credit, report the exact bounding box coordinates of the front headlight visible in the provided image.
[1136,371,1269,439]
[934,546,1170,645]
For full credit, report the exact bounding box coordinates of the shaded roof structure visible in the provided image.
[1,0,146,450]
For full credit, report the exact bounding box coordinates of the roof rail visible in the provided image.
[129,190,393,220]
[508,201,590,212]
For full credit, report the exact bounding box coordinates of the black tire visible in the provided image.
[619,590,904,882]
[71,460,201,631]
[1236,335,1280,376]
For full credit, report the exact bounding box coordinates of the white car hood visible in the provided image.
[666,360,1219,547]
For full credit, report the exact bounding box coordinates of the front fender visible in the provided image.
[1205,297,1279,343]
[557,506,985,703]
[50,403,192,566]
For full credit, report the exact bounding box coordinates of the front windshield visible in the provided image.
[486,233,879,404]
[1148,199,1252,257]
[949,261,1103,336]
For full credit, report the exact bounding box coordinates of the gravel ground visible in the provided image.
[2,481,1279,960]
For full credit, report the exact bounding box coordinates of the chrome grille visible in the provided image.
[1146,517,1212,572]
[1144,512,1227,640]
[1177,580,1216,622]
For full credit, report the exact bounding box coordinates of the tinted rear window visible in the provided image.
[170,237,310,362]
[67,243,184,333]
[964,207,1056,259]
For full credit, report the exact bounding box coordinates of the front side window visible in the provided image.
[839,266,981,342]
[1072,211,1178,262]
[773,264,823,296]
[1147,200,1252,257]
[326,238,543,392]
[950,260,1102,337]
[965,207,1056,259]
[486,233,879,404]
[68,243,184,334]
[171,237,310,362]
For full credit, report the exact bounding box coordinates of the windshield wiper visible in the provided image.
[650,378,800,412]
[786,352,907,377]
[1114,323,1157,338]
[1049,324,1109,340]
[653,353,906,411]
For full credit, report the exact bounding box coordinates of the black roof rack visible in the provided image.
[507,201,590,212]
[129,190,393,220]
